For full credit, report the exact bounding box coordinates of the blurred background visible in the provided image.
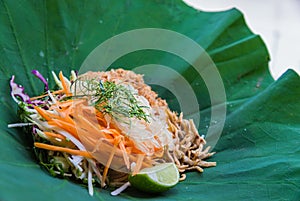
[183,0,300,80]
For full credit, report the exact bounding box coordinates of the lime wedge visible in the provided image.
[128,163,179,193]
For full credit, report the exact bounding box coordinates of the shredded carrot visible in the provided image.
[101,143,117,187]
[119,140,130,169]
[34,106,52,121]
[32,83,156,177]
[76,115,106,137]
[54,98,86,109]
[30,90,64,101]
[34,142,93,158]
[132,154,145,175]
[35,106,74,127]
[54,110,75,124]
[59,71,71,95]
[48,118,78,138]
[44,131,66,140]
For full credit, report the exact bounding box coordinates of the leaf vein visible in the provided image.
[2,0,37,94]
[44,0,50,79]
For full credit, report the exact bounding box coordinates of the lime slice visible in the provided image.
[128,163,179,193]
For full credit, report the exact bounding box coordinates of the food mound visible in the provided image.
[9,69,216,195]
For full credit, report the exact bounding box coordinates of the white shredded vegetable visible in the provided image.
[7,123,34,128]
[111,182,131,196]
[88,163,94,196]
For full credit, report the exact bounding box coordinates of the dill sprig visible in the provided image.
[74,79,149,122]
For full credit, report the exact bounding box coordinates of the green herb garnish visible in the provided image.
[74,79,149,122]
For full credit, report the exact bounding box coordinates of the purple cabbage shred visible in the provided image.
[31,70,49,91]
[10,75,31,103]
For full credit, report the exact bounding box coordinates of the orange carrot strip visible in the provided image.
[76,115,106,138]
[30,94,48,101]
[125,147,132,155]
[44,131,66,140]
[101,144,117,187]
[132,154,145,175]
[118,140,130,169]
[34,142,92,158]
[51,98,86,109]
[123,139,144,154]
[35,105,76,135]
[109,129,122,136]
[30,90,64,101]
[59,71,71,95]
[95,111,108,126]
[34,106,52,121]
[35,106,73,125]
[101,136,123,187]
[48,119,78,139]
[50,116,75,127]
[53,111,75,124]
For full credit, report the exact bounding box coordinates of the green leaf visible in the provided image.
[0,0,299,201]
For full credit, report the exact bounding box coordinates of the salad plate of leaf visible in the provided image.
[0,1,299,201]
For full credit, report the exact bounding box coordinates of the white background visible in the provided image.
[183,0,300,79]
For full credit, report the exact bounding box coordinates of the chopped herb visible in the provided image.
[74,79,149,122]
